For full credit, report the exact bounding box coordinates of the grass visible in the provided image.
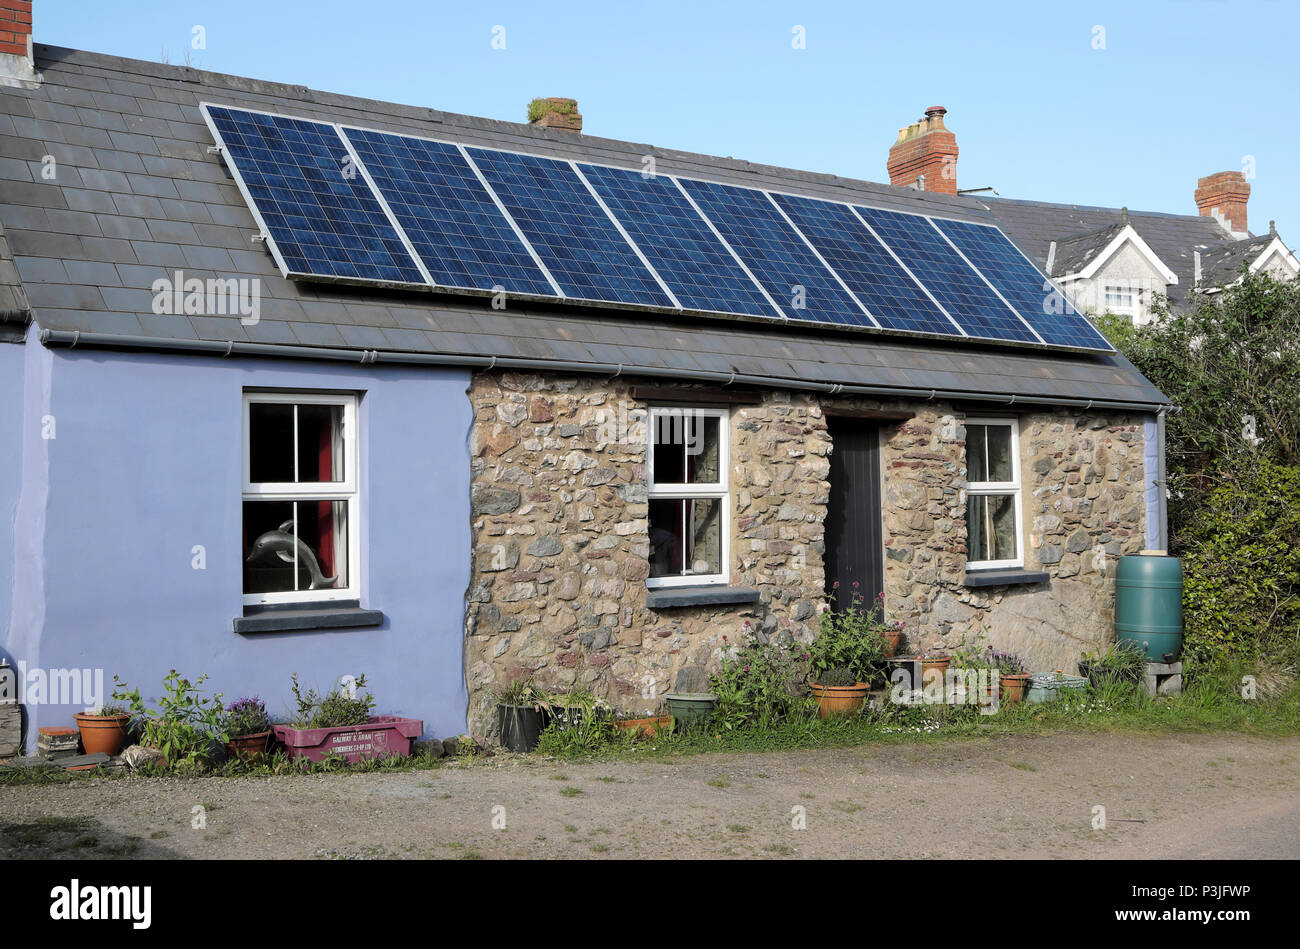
[559,786,582,797]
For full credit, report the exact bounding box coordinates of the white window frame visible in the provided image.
[645,406,730,589]
[242,390,360,606]
[964,416,1024,571]
[1103,283,1141,322]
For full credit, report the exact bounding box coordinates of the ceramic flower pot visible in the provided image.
[999,673,1032,704]
[920,656,951,684]
[225,730,271,762]
[809,682,870,718]
[880,630,901,658]
[663,693,717,728]
[72,713,130,756]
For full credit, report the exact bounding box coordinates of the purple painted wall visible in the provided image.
[3,330,472,751]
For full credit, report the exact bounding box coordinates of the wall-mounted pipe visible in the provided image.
[37,328,1172,415]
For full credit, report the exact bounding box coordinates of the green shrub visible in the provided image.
[808,586,895,685]
[710,627,815,729]
[1180,460,1300,663]
[113,671,228,767]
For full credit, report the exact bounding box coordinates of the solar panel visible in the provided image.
[855,207,1039,345]
[578,163,779,318]
[464,148,673,307]
[931,218,1113,351]
[203,105,426,286]
[343,128,556,296]
[771,193,960,337]
[677,179,870,327]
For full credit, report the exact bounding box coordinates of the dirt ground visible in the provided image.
[2,731,1298,859]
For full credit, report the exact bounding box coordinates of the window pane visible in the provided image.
[967,493,1017,563]
[967,423,1013,483]
[244,499,348,594]
[648,497,723,579]
[297,403,345,483]
[652,410,722,485]
[249,403,294,483]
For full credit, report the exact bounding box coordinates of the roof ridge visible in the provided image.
[34,43,983,219]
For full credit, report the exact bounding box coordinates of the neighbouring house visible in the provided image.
[3,5,1173,750]
[887,107,1299,325]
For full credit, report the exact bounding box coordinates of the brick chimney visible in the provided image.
[528,97,582,132]
[887,106,958,195]
[1194,170,1250,236]
[0,0,36,88]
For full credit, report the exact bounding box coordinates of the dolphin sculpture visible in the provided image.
[245,520,338,590]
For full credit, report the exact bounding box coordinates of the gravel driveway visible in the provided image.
[3,731,1298,859]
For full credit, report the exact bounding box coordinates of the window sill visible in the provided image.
[963,568,1050,589]
[645,585,760,609]
[233,600,384,634]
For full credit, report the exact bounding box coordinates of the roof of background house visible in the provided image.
[1197,233,1277,289]
[0,44,1168,408]
[979,196,1249,307]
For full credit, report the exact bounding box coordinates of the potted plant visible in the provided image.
[807,584,889,717]
[494,675,553,753]
[273,674,422,763]
[72,693,132,757]
[991,650,1032,703]
[224,696,272,762]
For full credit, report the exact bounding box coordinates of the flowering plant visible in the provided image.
[225,696,271,737]
[710,625,815,729]
[808,584,892,686]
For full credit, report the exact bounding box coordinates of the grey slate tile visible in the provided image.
[286,321,346,346]
[134,313,199,339]
[99,287,157,311]
[64,259,122,287]
[63,187,118,214]
[129,240,188,267]
[110,192,165,218]
[14,256,70,283]
[25,282,106,310]
[98,215,152,241]
[90,148,147,174]
[145,218,199,243]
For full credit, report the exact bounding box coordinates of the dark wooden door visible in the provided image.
[824,417,884,607]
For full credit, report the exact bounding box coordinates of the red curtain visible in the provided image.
[316,420,334,576]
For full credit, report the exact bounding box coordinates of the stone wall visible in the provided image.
[463,370,1148,736]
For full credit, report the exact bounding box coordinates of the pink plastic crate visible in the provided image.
[272,716,422,763]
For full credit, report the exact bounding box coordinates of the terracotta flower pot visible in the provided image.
[225,730,271,762]
[880,631,901,658]
[999,673,1032,704]
[72,713,130,756]
[613,715,671,738]
[809,682,870,718]
[920,657,950,684]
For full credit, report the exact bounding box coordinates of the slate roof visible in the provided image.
[0,44,1168,408]
[1049,223,1128,280]
[1197,233,1277,289]
[978,196,1270,308]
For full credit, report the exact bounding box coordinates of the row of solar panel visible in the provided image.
[202,104,1112,352]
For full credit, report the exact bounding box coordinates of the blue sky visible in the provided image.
[38,0,1299,233]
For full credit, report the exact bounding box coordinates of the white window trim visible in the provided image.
[645,406,730,589]
[242,390,360,606]
[1103,283,1142,322]
[965,416,1024,571]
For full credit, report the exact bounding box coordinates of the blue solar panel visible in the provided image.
[578,163,777,318]
[855,207,1039,344]
[771,193,958,336]
[464,148,672,307]
[677,179,869,327]
[205,106,425,285]
[931,218,1113,351]
[344,128,554,296]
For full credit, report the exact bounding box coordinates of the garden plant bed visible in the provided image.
[273,716,423,763]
